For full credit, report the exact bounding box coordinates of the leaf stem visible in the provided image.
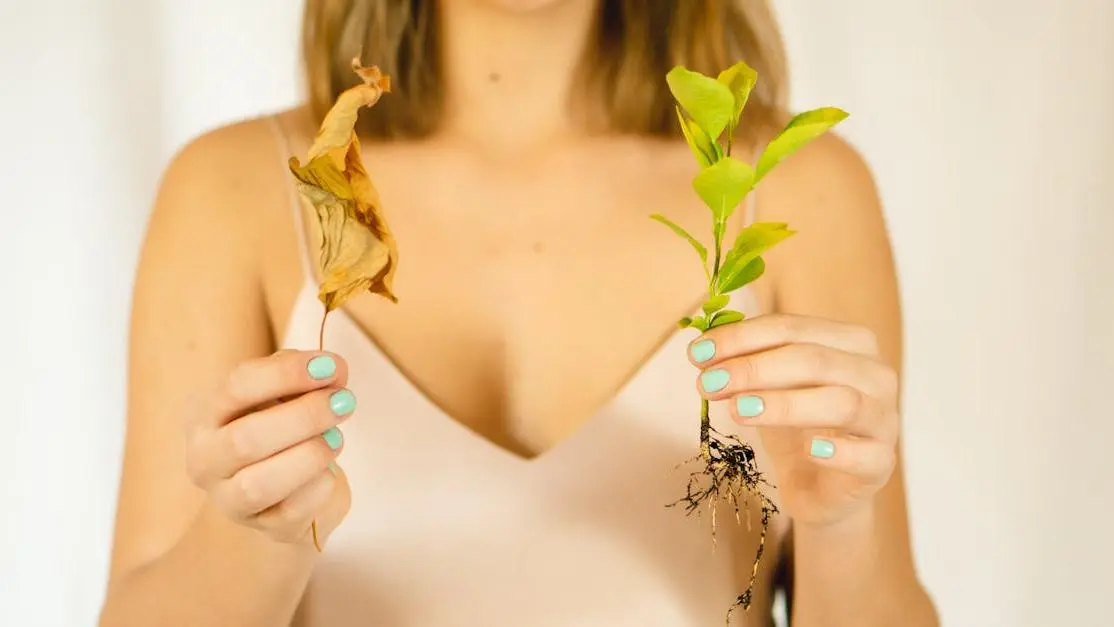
[310,307,332,553]
[318,310,329,351]
[711,242,721,292]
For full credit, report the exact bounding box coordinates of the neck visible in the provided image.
[437,0,598,153]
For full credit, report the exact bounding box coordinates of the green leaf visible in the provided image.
[650,214,708,273]
[717,256,765,294]
[677,316,693,329]
[716,61,758,135]
[709,309,745,328]
[692,157,755,225]
[666,66,735,141]
[716,222,796,293]
[702,294,730,315]
[675,107,719,168]
[755,107,849,183]
[687,316,710,332]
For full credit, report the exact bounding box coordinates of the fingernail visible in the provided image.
[307,355,337,380]
[810,438,835,459]
[329,389,357,416]
[735,395,765,418]
[700,369,730,393]
[323,427,344,450]
[690,339,716,363]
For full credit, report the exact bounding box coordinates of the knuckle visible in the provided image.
[732,355,762,388]
[793,343,829,377]
[179,390,205,430]
[770,313,801,339]
[834,386,864,423]
[873,446,897,480]
[884,366,900,394]
[874,363,900,398]
[770,393,795,423]
[224,361,257,406]
[301,392,338,433]
[183,441,207,487]
[231,474,270,512]
[184,460,205,488]
[226,425,259,468]
[271,499,305,529]
[280,352,312,388]
[312,439,337,469]
[854,326,880,354]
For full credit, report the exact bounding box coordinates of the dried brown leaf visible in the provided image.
[288,57,397,311]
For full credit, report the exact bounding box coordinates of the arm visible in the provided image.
[98,123,317,627]
[760,134,938,626]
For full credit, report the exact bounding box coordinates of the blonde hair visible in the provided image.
[301,0,789,143]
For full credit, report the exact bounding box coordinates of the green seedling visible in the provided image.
[655,60,848,623]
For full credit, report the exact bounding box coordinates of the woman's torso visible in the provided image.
[257,109,788,626]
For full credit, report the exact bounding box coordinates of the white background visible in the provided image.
[1,1,1111,626]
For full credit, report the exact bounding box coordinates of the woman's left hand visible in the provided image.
[688,313,900,530]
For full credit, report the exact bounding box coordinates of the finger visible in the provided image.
[211,351,350,424]
[727,386,894,440]
[805,436,895,485]
[697,343,895,400]
[688,313,880,367]
[213,432,344,519]
[253,468,337,543]
[206,387,357,479]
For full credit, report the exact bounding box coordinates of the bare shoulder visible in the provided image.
[153,111,297,232]
[754,131,901,354]
[142,107,311,303]
[757,131,882,232]
[134,108,312,359]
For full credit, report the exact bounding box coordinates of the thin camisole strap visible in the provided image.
[265,114,317,285]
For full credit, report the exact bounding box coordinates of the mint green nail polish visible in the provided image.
[700,369,730,393]
[307,355,337,380]
[329,389,356,416]
[323,427,343,450]
[735,395,765,418]
[810,438,835,459]
[691,339,716,363]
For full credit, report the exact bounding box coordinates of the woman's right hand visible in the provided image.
[183,350,356,547]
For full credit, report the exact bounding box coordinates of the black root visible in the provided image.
[666,426,779,625]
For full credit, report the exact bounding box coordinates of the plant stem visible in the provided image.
[699,398,711,461]
[318,310,329,352]
[711,238,722,287]
[309,308,331,553]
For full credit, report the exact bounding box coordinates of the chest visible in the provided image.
[295,139,745,457]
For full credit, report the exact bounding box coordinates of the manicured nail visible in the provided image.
[323,427,344,450]
[329,389,356,416]
[700,369,730,393]
[735,395,765,418]
[307,355,337,380]
[810,438,835,459]
[690,339,716,363]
